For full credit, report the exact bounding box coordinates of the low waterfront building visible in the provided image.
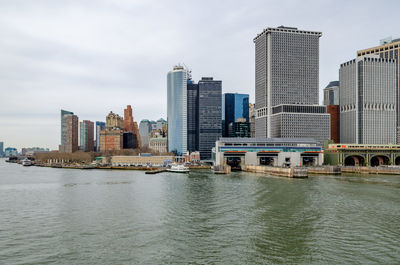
[324,143,400,166]
[110,155,174,166]
[4,147,18,157]
[214,138,323,169]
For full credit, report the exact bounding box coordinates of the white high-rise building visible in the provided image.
[254,26,330,143]
[340,55,397,144]
[167,65,188,155]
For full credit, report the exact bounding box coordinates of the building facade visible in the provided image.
[0,142,3,156]
[167,65,188,155]
[149,137,168,154]
[224,93,249,136]
[80,120,94,152]
[357,37,400,141]
[228,121,251,138]
[339,55,397,144]
[198,77,222,160]
[123,132,138,149]
[327,105,340,143]
[214,138,323,168]
[106,111,124,129]
[323,81,339,106]
[100,129,123,152]
[59,111,79,153]
[95,121,106,152]
[254,26,330,143]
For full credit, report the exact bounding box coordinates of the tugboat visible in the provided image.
[167,164,190,173]
[21,158,33,166]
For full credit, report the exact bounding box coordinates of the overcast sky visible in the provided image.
[0,0,399,150]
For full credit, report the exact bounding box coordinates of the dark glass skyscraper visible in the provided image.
[198,77,222,160]
[223,93,249,137]
[187,80,199,152]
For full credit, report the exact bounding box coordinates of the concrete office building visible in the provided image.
[80,120,94,152]
[214,138,323,169]
[357,37,400,142]
[249,104,256,137]
[254,26,330,143]
[95,121,106,152]
[323,81,339,106]
[59,110,79,153]
[198,77,222,160]
[223,93,249,137]
[167,65,188,156]
[339,55,397,144]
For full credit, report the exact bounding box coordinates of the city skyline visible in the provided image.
[0,0,399,149]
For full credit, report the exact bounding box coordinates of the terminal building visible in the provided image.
[214,138,323,170]
[324,143,400,166]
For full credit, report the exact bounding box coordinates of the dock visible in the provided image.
[145,169,167,174]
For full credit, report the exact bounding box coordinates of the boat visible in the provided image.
[167,164,190,173]
[21,158,33,166]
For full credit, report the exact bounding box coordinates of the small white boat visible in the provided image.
[22,158,33,166]
[167,164,190,173]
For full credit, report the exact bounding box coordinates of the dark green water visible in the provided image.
[0,159,399,264]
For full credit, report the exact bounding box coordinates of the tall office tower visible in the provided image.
[0,142,3,156]
[323,81,339,106]
[357,37,400,142]
[139,120,152,147]
[340,55,397,144]
[123,105,141,147]
[254,26,330,143]
[223,93,249,137]
[59,112,79,153]
[198,77,222,160]
[187,79,199,152]
[167,65,188,156]
[95,121,105,152]
[79,120,94,152]
[60,109,73,148]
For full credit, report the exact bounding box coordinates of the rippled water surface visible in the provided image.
[0,159,399,264]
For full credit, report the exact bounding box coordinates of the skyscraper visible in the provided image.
[198,77,222,160]
[123,105,141,147]
[95,121,106,152]
[0,142,4,156]
[139,120,152,148]
[357,37,400,142]
[340,55,397,144]
[80,120,94,152]
[167,65,188,156]
[187,79,199,152]
[254,26,330,143]
[223,93,249,137]
[59,110,78,153]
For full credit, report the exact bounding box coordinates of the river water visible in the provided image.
[0,159,399,264]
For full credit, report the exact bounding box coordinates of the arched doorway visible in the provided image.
[370,155,390,167]
[344,155,365,166]
[226,157,242,171]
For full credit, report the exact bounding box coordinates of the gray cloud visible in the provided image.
[0,0,399,150]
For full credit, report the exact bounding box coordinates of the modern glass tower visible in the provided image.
[187,79,199,152]
[223,93,249,136]
[167,65,188,156]
[198,77,222,160]
[95,121,105,152]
